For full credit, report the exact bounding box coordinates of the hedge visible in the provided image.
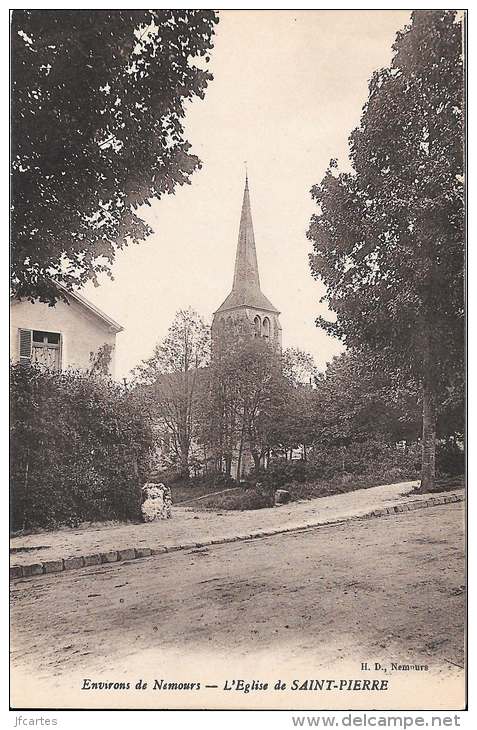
[10,364,155,531]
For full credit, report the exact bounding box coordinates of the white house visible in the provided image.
[10,286,123,378]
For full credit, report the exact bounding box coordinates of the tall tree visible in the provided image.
[11,10,218,302]
[203,337,287,477]
[133,308,210,478]
[308,11,464,490]
[312,351,422,449]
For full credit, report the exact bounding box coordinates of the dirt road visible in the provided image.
[10,503,465,710]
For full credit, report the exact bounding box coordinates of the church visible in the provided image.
[211,175,282,351]
[211,175,282,479]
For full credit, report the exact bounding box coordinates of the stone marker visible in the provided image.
[141,482,173,522]
[274,489,291,506]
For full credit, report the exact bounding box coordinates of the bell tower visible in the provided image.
[211,175,282,351]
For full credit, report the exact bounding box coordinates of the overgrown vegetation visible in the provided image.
[307,10,464,492]
[11,10,218,302]
[10,364,155,531]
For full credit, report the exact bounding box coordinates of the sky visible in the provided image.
[82,9,412,380]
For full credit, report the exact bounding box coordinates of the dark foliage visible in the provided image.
[10,364,156,531]
[11,10,218,302]
[193,488,272,512]
[307,11,464,491]
[436,440,465,477]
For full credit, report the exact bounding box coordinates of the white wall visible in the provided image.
[10,297,118,377]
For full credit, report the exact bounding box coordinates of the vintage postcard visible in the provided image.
[9,8,466,711]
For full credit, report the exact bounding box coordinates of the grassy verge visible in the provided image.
[412,474,465,495]
[191,471,419,512]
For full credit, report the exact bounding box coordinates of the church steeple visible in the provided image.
[215,175,279,315]
[232,174,261,294]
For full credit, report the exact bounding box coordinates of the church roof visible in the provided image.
[215,176,279,315]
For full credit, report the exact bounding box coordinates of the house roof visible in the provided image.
[11,283,124,334]
[63,286,123,333]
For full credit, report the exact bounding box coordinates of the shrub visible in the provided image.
[250,459,313,489]
[308,439,420,481]
[436,440,465,477]
[10,364,156,531]
[195,487,272,511]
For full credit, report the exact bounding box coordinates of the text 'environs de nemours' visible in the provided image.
[80,678,390,693]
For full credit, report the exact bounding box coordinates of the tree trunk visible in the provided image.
[179,447,190,480]
[421,378,437,491]
[251,450,261,472]
[224,454,232,478]
[237,425,246,480]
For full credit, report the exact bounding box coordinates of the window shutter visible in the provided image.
[19,329,32,366]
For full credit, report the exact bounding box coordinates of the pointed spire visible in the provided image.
[214,173,279,315]
[232,175,260,293]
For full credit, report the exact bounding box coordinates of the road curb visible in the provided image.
[10,491,464,581]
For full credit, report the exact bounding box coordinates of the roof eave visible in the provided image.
[10,283,124,333]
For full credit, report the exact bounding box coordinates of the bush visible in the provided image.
[10,364,156,531]
[194,487,272,511]
[308,439,420,481]
[436,440,465,477]
[250,459,312,489]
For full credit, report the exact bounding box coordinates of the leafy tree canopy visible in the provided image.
[308,10,464,389]
[11,10,218,302]
[134,307,210,381]
[132,308,210,477]
[307,10,464,490]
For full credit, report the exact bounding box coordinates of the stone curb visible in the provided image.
[10,492,464,581]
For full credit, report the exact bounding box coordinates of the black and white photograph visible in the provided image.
[9,7,466,713]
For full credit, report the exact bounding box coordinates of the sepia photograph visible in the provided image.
[9,7,466,713]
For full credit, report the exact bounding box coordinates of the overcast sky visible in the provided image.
[82,9,411,379]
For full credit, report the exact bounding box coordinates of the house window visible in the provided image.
[18,329,62,371]
[253,315,261,337]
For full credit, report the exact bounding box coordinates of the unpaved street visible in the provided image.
[10,504,465,710]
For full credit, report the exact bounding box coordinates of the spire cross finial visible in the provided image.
[244,160,248,179]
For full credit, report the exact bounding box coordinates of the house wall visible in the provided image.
[10,297,118,377]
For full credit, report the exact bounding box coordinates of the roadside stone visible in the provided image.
[118,548,136,561]
[64,556,84,571]
[275,489,291,505]
[141,482,172,522]
[9,481,464,581]
[43,560,64,574]
[135,547,152,558]
[23,563,43,577]
[100,551,119,563]
[150,546,168,555]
